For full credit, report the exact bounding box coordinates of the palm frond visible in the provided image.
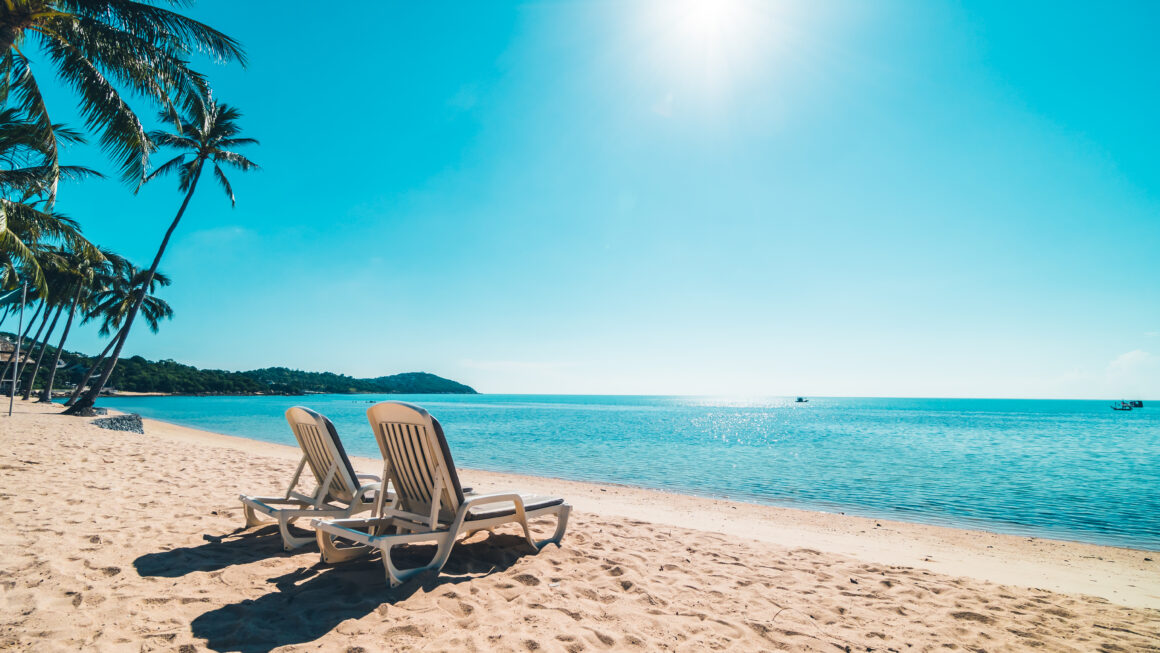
[143,153,187,183]
[59,0,247,65]
[213,150,258,171]
[211,161,233,205]
[4,1,246,185]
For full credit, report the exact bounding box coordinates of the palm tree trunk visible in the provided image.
[0,300,43,393]
[64,335,119,406]
[38,284,82,402]
[21,303,63,400]
[14,301,51,384]
[67,166,203,415]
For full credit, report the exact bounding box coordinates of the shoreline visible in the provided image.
[3,398,1158,651]
[93,390,1160,401]
[72,390,481,398]
[117,406,1159,609]
[108,406,1158,554]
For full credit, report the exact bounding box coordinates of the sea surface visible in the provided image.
[94,394,1160,550]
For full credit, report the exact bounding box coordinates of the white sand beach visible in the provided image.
[1,399,1157,651]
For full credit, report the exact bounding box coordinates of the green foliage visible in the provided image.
[0,0,246,185]
[242,368,477,395]
[0,107,99,293]
[0,331,477,395]
[108,356,264,394]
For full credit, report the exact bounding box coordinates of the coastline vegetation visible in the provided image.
[0,331,476,395]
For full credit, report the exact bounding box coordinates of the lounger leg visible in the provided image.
[317,528,371,564]
[546,504,570,547]
[380,543,435,588]
[376,531,459,588]
[529,505,571,550]
[413,507,570,583]
[508,505,570,552]
[243,502,273,528]
[278,513,316,551]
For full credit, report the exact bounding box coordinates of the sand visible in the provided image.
[1,399,1157,652]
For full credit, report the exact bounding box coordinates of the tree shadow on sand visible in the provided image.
[190,532,537,653]
[134,525,301,577]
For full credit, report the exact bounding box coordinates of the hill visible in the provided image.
[0,334,476,395]
[241,368,477,395]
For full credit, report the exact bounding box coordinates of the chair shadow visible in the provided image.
[190,533,535,653]
[134,525,300,578]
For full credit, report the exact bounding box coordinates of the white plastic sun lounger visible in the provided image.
[311,401,570,587]
[240,406,392,550]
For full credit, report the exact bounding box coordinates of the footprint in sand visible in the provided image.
[951,610,995,624]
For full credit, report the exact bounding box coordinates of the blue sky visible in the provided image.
[33,0,1160,397]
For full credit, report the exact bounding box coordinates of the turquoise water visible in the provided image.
[95,394,1160,550]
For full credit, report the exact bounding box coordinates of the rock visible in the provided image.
[92,413,144,434]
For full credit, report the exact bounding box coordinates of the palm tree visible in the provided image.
[0,282,42,391]
[18,246,68,399]
[37,245,117,401]
[0,1,245,186]
[65,264,171,405]
[67,96,255,414]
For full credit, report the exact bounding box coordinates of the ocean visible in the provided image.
[94,394,1160,550]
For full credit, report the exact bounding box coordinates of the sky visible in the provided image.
[27,0,1160,398]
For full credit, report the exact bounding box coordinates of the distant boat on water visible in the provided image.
[795,397,809,403]
[1111,401,1133,411]
[1129,400,1144,408]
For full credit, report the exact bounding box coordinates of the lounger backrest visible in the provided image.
[366,401,465,523]
[285,406,361,504]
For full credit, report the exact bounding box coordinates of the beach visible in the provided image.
[1,400,1157,652]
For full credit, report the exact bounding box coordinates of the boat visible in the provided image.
[1111,401,1133,411]
[795,397,808,403]
[1129,400,1144,408]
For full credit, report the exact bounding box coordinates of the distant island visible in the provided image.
[108,360,477,396]
[1,334,476,396]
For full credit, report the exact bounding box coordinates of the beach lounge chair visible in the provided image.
[239,406,389,551]
[311,401,570,587]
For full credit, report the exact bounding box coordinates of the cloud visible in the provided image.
[652,91,675,118]
[167,226,257,267]
[184,225,255,247]
[1106,349,1152,376]
[459,359,575,372]
[1104,349,1159,396]
[1145,331,1160,338]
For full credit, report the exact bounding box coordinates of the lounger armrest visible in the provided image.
[312,516,378,529]
[356,473,381,482]
[353,481,382,503]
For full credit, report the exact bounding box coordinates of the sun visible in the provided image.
[676,0,749,50]
[637,0,778,96]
